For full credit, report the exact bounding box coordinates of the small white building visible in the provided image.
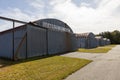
[95,36,104,46]
[106,39,111,45]
[96,36,111,46]
[103,38,107,45]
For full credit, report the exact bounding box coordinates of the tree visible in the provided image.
[98,30,120,44]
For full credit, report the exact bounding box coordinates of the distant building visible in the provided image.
[95,36,104,46]
[106,39,111,45]
[76,32,97,49]
[103,38,107,45]
[103,38,111,45]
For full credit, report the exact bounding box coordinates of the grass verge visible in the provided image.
[78,45,116,53]
[0,56,92,80]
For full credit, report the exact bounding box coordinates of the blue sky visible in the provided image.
[0,0,34,13]
[0,0,28,9]
[72,0,98,8]
[0,0,120,33]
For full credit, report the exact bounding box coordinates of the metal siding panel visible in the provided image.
[89,37,98,48]
[0,18,76,59]
[96,39,99,47]
[82,38,86,48]
[65,32,71,52]
[78,38,86,48]
[76,37,80,48]
[48,30,67,55]
[86,38,89,48]
[88,33,97,48]
[0,32,13,59]
[14,27,27,59]
[48,30,59,54]
[0,26,27,59]
[71,34,78,51]
[17,39,26,59]
[90,38,93,48]
[101,39,105,46]
[100,39,104,46]
[27,26,47,58]
[34,19,75,54]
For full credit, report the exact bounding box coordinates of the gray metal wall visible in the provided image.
[0,26,26,59]
[14,27,27,59]
[67,33,79,51]
[96,39,99,47]
[76,37,80,48]
[76,37,97,49]
[48,30,64,54]
[77,37,86,48]
[99,39,104,46]
[76,33,98,49]
[48,30,75,55]
[88,34,97,48]
[101,39,105,46]
[0,32,13,59]
[0,21,78,60]
[80,38,86,48]
[89,38,98,48]
[27,26,77,56]
[27,25,47,58]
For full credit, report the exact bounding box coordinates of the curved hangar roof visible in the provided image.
[34,18,73,33]
[75,32,95,38]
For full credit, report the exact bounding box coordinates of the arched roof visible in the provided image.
[95,36,103,39]
[34,18,73,33]
[76,32,95,38]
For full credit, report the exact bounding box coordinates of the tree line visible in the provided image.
[98,30,120,44]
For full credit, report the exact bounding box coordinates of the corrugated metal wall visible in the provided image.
[48,30,65,54]
[47,30,76,55]
[0,32,13,59]
[89,38,98,48]
[76,33,98,49]
[27,25,47,58]
[70,34,78,51]
[80,38,86,48]
[98,39,103,46]
[0,19,78,60]
[0,26,26,59]
[14,27,27,59]
[101,39,105,46]
[96,39,99,47]
[76,37,88,48]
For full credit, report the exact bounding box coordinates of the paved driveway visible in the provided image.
[62,45,120,80]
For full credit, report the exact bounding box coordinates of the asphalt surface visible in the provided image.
[62,45,120,80]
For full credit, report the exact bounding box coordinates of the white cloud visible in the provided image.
[80,2,90,7]
[0,20,12,31]
[50,0,68,5]
[0,0,120,34]
[29,0,44,9]
[0,8,35,31]
[45,0,120,33]
[0,8,33,21]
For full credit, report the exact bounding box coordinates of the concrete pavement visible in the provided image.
[62,45,120,80]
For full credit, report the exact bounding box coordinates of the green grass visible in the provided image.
[78,45,116,53]
[0,56,92,80]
